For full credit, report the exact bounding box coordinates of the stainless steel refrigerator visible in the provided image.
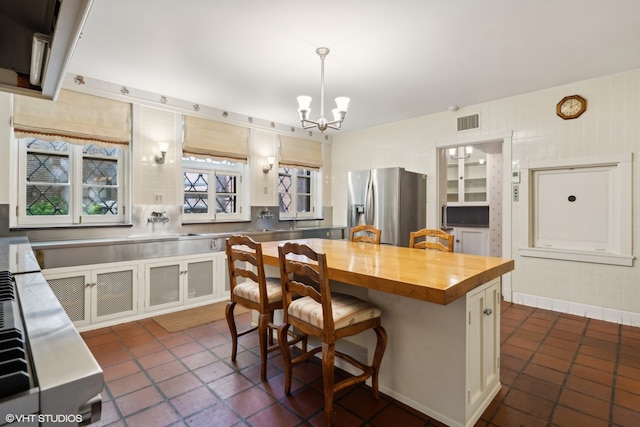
[347,167,426,247]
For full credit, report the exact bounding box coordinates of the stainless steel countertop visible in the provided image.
[30,227,346,269]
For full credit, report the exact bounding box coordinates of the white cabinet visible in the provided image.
[451,227,489,256]
[44,262,139,327]
[466,278,500,417]
[144,252,227,313]
[447,150,487,205]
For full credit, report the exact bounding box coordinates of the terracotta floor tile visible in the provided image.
[486,404,547,427]
[170,386,218,418]
[551,405,609,427]
[612,404,640,426]
[115,385,164,417]
[183,401,241,427]
[124,402,180,427]
[146,359,188,383]
[522,362,566,386]
[181,350,220,370]
[156,372,203,399]
[614,389,640,411]
[108,371,152,398]
[103,359,140,382]
[502,388,554,420]
[83,302,640,427]
[225,386,277,418]
[247,402,304,427]
[170,341,206,359]
[564,375,612,401]
[558,389,610,420]
[511,374,562,402]
[137,349,176,370]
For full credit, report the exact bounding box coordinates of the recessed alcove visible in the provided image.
[518,154,634,266]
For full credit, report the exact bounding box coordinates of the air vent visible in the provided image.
[457,114,479,131]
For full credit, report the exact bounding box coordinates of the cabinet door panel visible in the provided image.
[94,267,137,321]
[147,263,182,309]
[186,259,215,301]
[47,273,90,325]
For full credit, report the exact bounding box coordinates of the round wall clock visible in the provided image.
[556,95,587,120]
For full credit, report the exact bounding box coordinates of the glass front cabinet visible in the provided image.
[447,147,487,205]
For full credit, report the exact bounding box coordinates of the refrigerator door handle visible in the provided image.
[365,174,375,225]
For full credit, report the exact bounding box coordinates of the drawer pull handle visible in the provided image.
[484,308,493,316]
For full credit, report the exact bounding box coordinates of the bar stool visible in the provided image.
[225,235,305,380]
[349,224,381,244]
[277,242,387,426]
[409,228,454,252]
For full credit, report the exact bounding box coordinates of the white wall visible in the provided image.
[331,69,640,323]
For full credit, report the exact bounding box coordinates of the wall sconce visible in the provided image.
[262,156,275,173]
[449,146,473,160]
[155,142,169,164]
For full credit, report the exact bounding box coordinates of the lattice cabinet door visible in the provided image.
[184,255,216,303]
[145,260,183,312]
[91,264,139,323]
[45,270,91,327]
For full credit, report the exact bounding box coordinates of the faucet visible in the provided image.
[148,211,170,224]
[290,218,297,230]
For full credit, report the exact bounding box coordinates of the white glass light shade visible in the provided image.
[335,96,350,112]
[267,156,275,166]
[332,108,341,121]
[297,96,312,111]
[158,142,169,153]
[448,148,457,156]
[465,146,473,155]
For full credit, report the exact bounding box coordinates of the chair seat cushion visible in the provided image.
[288,292,381,329]
[233,277,282,304]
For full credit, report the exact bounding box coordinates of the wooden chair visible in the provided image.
[277,242,387,426]
[409,228,454,252]
[225,235,305,380]
[349,224,382,244]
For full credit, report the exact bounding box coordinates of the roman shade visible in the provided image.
[279,135,322,170]
[183,115,249,162]
[13,89,131,146]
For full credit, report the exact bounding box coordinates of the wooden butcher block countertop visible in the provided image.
[259,238,514,305]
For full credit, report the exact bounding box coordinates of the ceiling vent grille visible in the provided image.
[457,114,479,131]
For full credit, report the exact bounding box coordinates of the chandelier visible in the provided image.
[297,47,350,133]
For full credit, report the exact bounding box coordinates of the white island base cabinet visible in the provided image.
[366,277,500,427]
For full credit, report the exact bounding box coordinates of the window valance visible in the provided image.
[279,136,322,170]
[13,89,132,147]
[183,115,249,162]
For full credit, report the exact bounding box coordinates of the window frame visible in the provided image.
[182,157,248,223]
[278,166,321,220]
[16,137,129,227]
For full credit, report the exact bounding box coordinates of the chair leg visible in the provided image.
[267,311,275,346]
[322,341,336,427]
[225,301,238,361]
[277,323,293,395]
[258,312,270,381]
[371,325,388,399]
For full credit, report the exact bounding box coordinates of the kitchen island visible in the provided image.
[259,238,515,427]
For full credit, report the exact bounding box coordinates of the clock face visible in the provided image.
[556,95,587,119]
[561,98,582,115]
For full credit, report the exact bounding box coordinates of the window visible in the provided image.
[278,167,317,219]
[182,156,246,222]
[17,138,127,226]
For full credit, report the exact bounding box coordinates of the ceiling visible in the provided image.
[67,0,640,133]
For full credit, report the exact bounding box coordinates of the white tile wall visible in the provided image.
[332,69,640,320]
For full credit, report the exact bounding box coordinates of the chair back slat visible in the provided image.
[350,224,382,244]
[409,228,454,252]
